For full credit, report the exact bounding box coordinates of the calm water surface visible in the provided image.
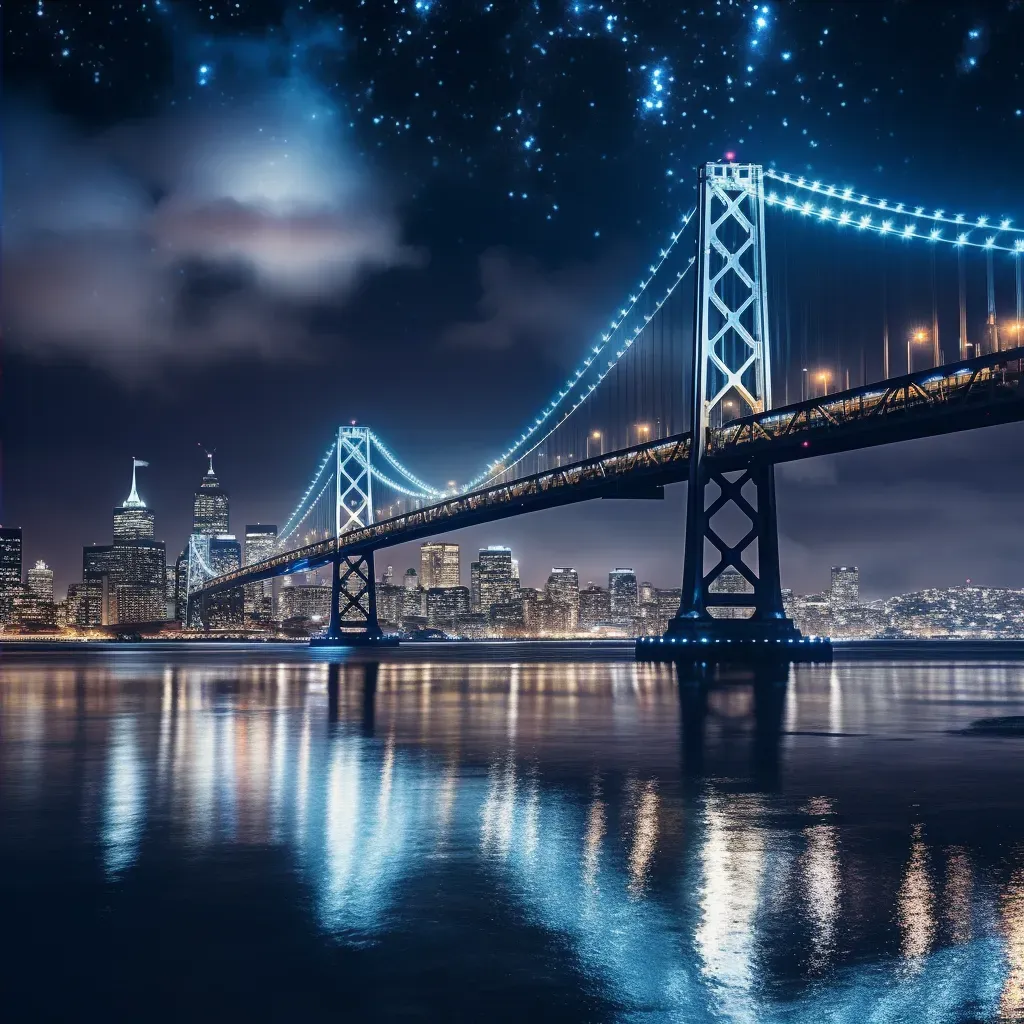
[3,650,1024,1022]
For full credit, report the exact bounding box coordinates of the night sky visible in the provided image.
[4,0,1023,600]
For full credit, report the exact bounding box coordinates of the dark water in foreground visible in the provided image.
[4,652,1024,1022]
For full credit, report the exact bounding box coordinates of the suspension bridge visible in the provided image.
[187,161,1024,659]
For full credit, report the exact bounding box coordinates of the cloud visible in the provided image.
[441,247,621,358]
[2,84,417,375]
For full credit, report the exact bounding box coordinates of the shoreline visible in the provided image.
[3,637,1024,661]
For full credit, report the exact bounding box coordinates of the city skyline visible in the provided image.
[5,2,1024,609]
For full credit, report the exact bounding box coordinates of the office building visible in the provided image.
[470,560,481,611]
[609,568,639,625]
[26,560,54,603]
[426,586,470,628]
[205,536,243,626]
[579,584,611,630]
[545,567,580,631]
[193,453,230,535]
[244,524,277,620]
[112,459,155,541]
[113,539,167,622]
[0,527,23,625]
[376,583,405,627]
[81,544,118,626]
[277,582,331,625]
[420,542,460,590]
[830,566,860,612]
[478,546,518,617]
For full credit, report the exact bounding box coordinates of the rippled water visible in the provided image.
[4,650,1024,1022]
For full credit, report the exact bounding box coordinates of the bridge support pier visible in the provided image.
[642,160,829,664]
[311,549,396,648]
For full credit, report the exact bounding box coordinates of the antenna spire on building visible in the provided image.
[124,457,149,508]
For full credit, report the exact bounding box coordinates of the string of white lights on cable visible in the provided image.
[462,204,698,492]
[767,169,1024,234]
[278,474,335,548]
[468,253,698,491]
[765,171,1024,253]
[277,441,337,545]
[368,431,442,497]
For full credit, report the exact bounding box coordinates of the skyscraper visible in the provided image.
[470,560,480,611]
[244,524,277,620]
[112,459,155,541]
[107,460,165,623]
[193,453,230,535]
[81,544,117,626]
[478,546,517,617]
[545,567,580,631]
[579,583,610,630]
[830,566,860,612]
[0,527,23,625]
[26,560,54,603]
[609,568,639,626]
[420,542,460,589]
[207,536,243,626]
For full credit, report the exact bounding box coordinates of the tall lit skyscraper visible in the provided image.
[420,542,460,589]
[112,459,155,540]
[609,568,639,624]
[81,544,117,626]
[546,567,580,630]
[470,560,480,611]
[478,546,517,617]
[830,566,860,612]
[26,561,54,603]
[193,453,230,535]
[244,524,277,620]
[0,527,23,625]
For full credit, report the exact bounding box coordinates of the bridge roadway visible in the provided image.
[196,347,1024,599]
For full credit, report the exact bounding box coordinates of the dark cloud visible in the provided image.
[2,91,417,376]
[441,247,622,358]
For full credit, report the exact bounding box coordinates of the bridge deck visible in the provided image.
[195,347,1023,598]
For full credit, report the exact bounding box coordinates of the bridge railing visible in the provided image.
[709,347,1024,460]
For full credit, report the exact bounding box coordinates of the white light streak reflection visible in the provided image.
[696,794,766,1021]
[898,825,936,964]
[582,793,606,889]
[943,846,973,946]
[628,779,659,897]
[1001,863,1024,1018]
[801,797,840,972]
[103,716,145,879]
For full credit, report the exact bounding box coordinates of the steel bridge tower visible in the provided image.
[666,162,802,647]
[320,425,385,644]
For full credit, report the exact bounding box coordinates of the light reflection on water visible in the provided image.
[3,654,1024,1020]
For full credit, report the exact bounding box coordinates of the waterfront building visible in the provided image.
[420,543,460,590]
[193,453,230,535]
[451,612,488,639]
[114,539,167,622]
[470,560,480,611]
[609,568,639,626]
[830,566,860,612]
[579,584,611,631]
[81,544,118,626]
[277,583,331,626]
[478,546,518,618]
[426,586,470,629]
[0,527,23,625]
[26,560,54,603]
[545,567,580,631]
[244,524,277,621]
[376,583,405,628]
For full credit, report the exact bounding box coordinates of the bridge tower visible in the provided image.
[319,425,385,645]
[665,162,804,651]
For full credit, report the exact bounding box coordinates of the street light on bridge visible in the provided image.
[587,430,602,459]
[817,371,831,397]
[908,328,929,373]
